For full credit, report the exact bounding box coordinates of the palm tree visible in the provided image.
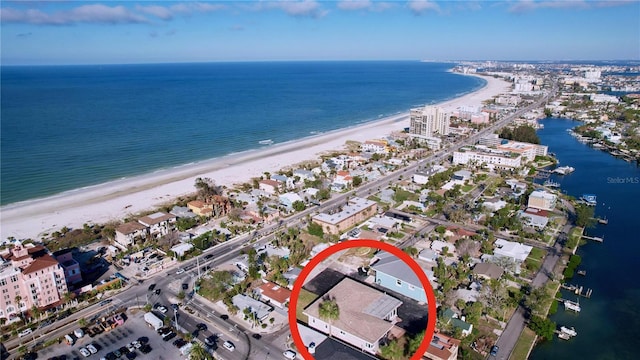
[380,339,405,360]
[318,296,339,337]
[14,295,24,322]
[189,341,212,360]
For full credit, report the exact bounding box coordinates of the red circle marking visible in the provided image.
[288,239,437,360]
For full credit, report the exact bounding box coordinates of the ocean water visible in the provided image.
[1,61,484,205]
[530,118,640,359]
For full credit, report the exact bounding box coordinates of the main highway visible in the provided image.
[5,83,557,360]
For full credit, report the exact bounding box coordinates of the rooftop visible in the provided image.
[313,197,376,225]
[116,221,147,235]
[258,281,292,304]
[304,277,402,344]
[138,212,175,226]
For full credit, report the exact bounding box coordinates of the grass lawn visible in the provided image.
[296,288,319,323]
[528,247,546,262]
[511,327,537,360]
[462,184,474,192]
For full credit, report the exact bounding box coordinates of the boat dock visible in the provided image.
[560,298,582,313]
[561,284,593,298]
[556,326,578,340]
[543,179,560,188]
[582,234,604,242]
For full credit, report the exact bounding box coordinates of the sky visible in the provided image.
[1,0,639,65]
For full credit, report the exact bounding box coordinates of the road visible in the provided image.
[6,82,557,359]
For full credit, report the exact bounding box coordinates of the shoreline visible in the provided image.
[0,73,511,240]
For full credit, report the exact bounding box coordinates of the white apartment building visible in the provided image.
[453,147,522,170]
[497,141,548,161]
[410,106,450,138]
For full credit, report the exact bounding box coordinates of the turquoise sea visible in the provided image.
[0,61,484,205]
[530,118,640,359]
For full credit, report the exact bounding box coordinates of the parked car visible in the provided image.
[162,332,177,341]
[176,268,185,275]
[157,306,168,314]
[204,254,213,260]
[79,347,91,358]
[182,283,188,290]
[283,350,297,359]
[204,335,216,346]
[99,299,112,306]
[148,284,156,291]
[490,345,499,356]
[223,341,235,351]
[154,288,161,295]
[86,344,98,354]
[196,323,207,331]
[18,328,33,338]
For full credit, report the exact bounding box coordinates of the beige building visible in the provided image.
[115,222,148,249]
[410,106,450,137]
[138,212,176,239]
[312,197,377,235]
[527,190,557,211]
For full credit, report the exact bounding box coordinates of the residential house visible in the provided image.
[312,197,377,235]
[169,206,197,219]
[493,239,533,263]
[293,169,316,182]
[283,268,301,289]
[367,216,400,236]
[256,281,291,308]
[333,171,353,188]
[0,243,69,319]
[170,243,194,258]
[361,140,389,154]
[371,251,435,303]
[482,197,507,212]
[259,179,280,195]
[423,332,461,360]
[279,192,304,211]
[472,262,504,281]
[271,174,295,190]
[519,208,549,229]
[52,249,82,285]
[115,222,148,249]
[527,190,557,211]
[232,294,272,322]
[187,200,213,217]
[439,308,473,337]
[304,278,402,355]
[418,249,438,264]
[138,212,176,239]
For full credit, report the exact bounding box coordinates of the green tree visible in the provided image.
[407,330,425,354]
[352,176,363,187]
[528,315,556,341]
[575,204,596,228]
[292,201,306,212]
[177,291,186,300]
[307,222,324,238]
[78,317,87,327]
[380,338,405,360]
[318,296,340,337]
[189,341,213,360]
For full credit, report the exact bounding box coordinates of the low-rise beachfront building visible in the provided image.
[333,170,353,188]
[52,248,82,285]
[187,200,213,217]
[259,179,280,195]
[170,206,197,219]
[361,140,389,154]
[138,212,176,239]
[256,281,291,308]
[304,277,402,355]
[496,140,548,162]
[0,243,69,320]
[115,221,148,249]
[311,197,377,235]
[527,190,557,211]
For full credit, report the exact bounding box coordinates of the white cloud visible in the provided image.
[508,0,591,13]
[1,4,148,25]
[407,0,440,15]
[136,2,225,20]
[267,0,328,18]
[337,0,373,11]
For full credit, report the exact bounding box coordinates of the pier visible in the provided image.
[560,284,593,298]
[582,234,604,242]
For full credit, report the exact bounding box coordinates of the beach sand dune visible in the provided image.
[0,74,510,240]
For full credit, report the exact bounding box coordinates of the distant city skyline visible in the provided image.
[1,0,639,65]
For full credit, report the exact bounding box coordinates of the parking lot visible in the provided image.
[36,309,187,360]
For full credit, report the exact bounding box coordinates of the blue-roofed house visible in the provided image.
[371,251,435,303]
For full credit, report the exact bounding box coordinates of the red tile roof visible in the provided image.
[258,281,291,305]
[22,254,60,275]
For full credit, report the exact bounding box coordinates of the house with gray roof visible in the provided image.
[304,277,402,355]
[232,294,273,321]
[472,262,504,281]
[371,251,436,303]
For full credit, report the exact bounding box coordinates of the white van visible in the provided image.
[65,334,75,345]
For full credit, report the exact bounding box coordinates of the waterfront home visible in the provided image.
[271,174,295,190]
[138,212,176,239]
[371,251,436,303]
[304,277,402,355]
[293,169,316,182]
[423,332,461,360]
[256,281,291,308]
[439,308,473,337]
[312,197,377,235]
[259,179,280,195]
[115,221,148,249]
[169,206,197,219]
[519,208,549,229]
[527,190,557,211]
[0,243,69,318]
[279,192,304,211]
[361,139,389,154]
[187,200,213,217]
[472,262,504,281]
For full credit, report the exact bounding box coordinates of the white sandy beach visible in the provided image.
[0,74,511,241]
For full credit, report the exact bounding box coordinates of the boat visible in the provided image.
[543,179,560,188]
[258,139,274,145]
[560,326,578,337]
[598,217,609,225]
[564,299,581,312]
[558,332,572,340]
[554,166,575,175]
[577,270,586,276]
[579,194,597,206]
